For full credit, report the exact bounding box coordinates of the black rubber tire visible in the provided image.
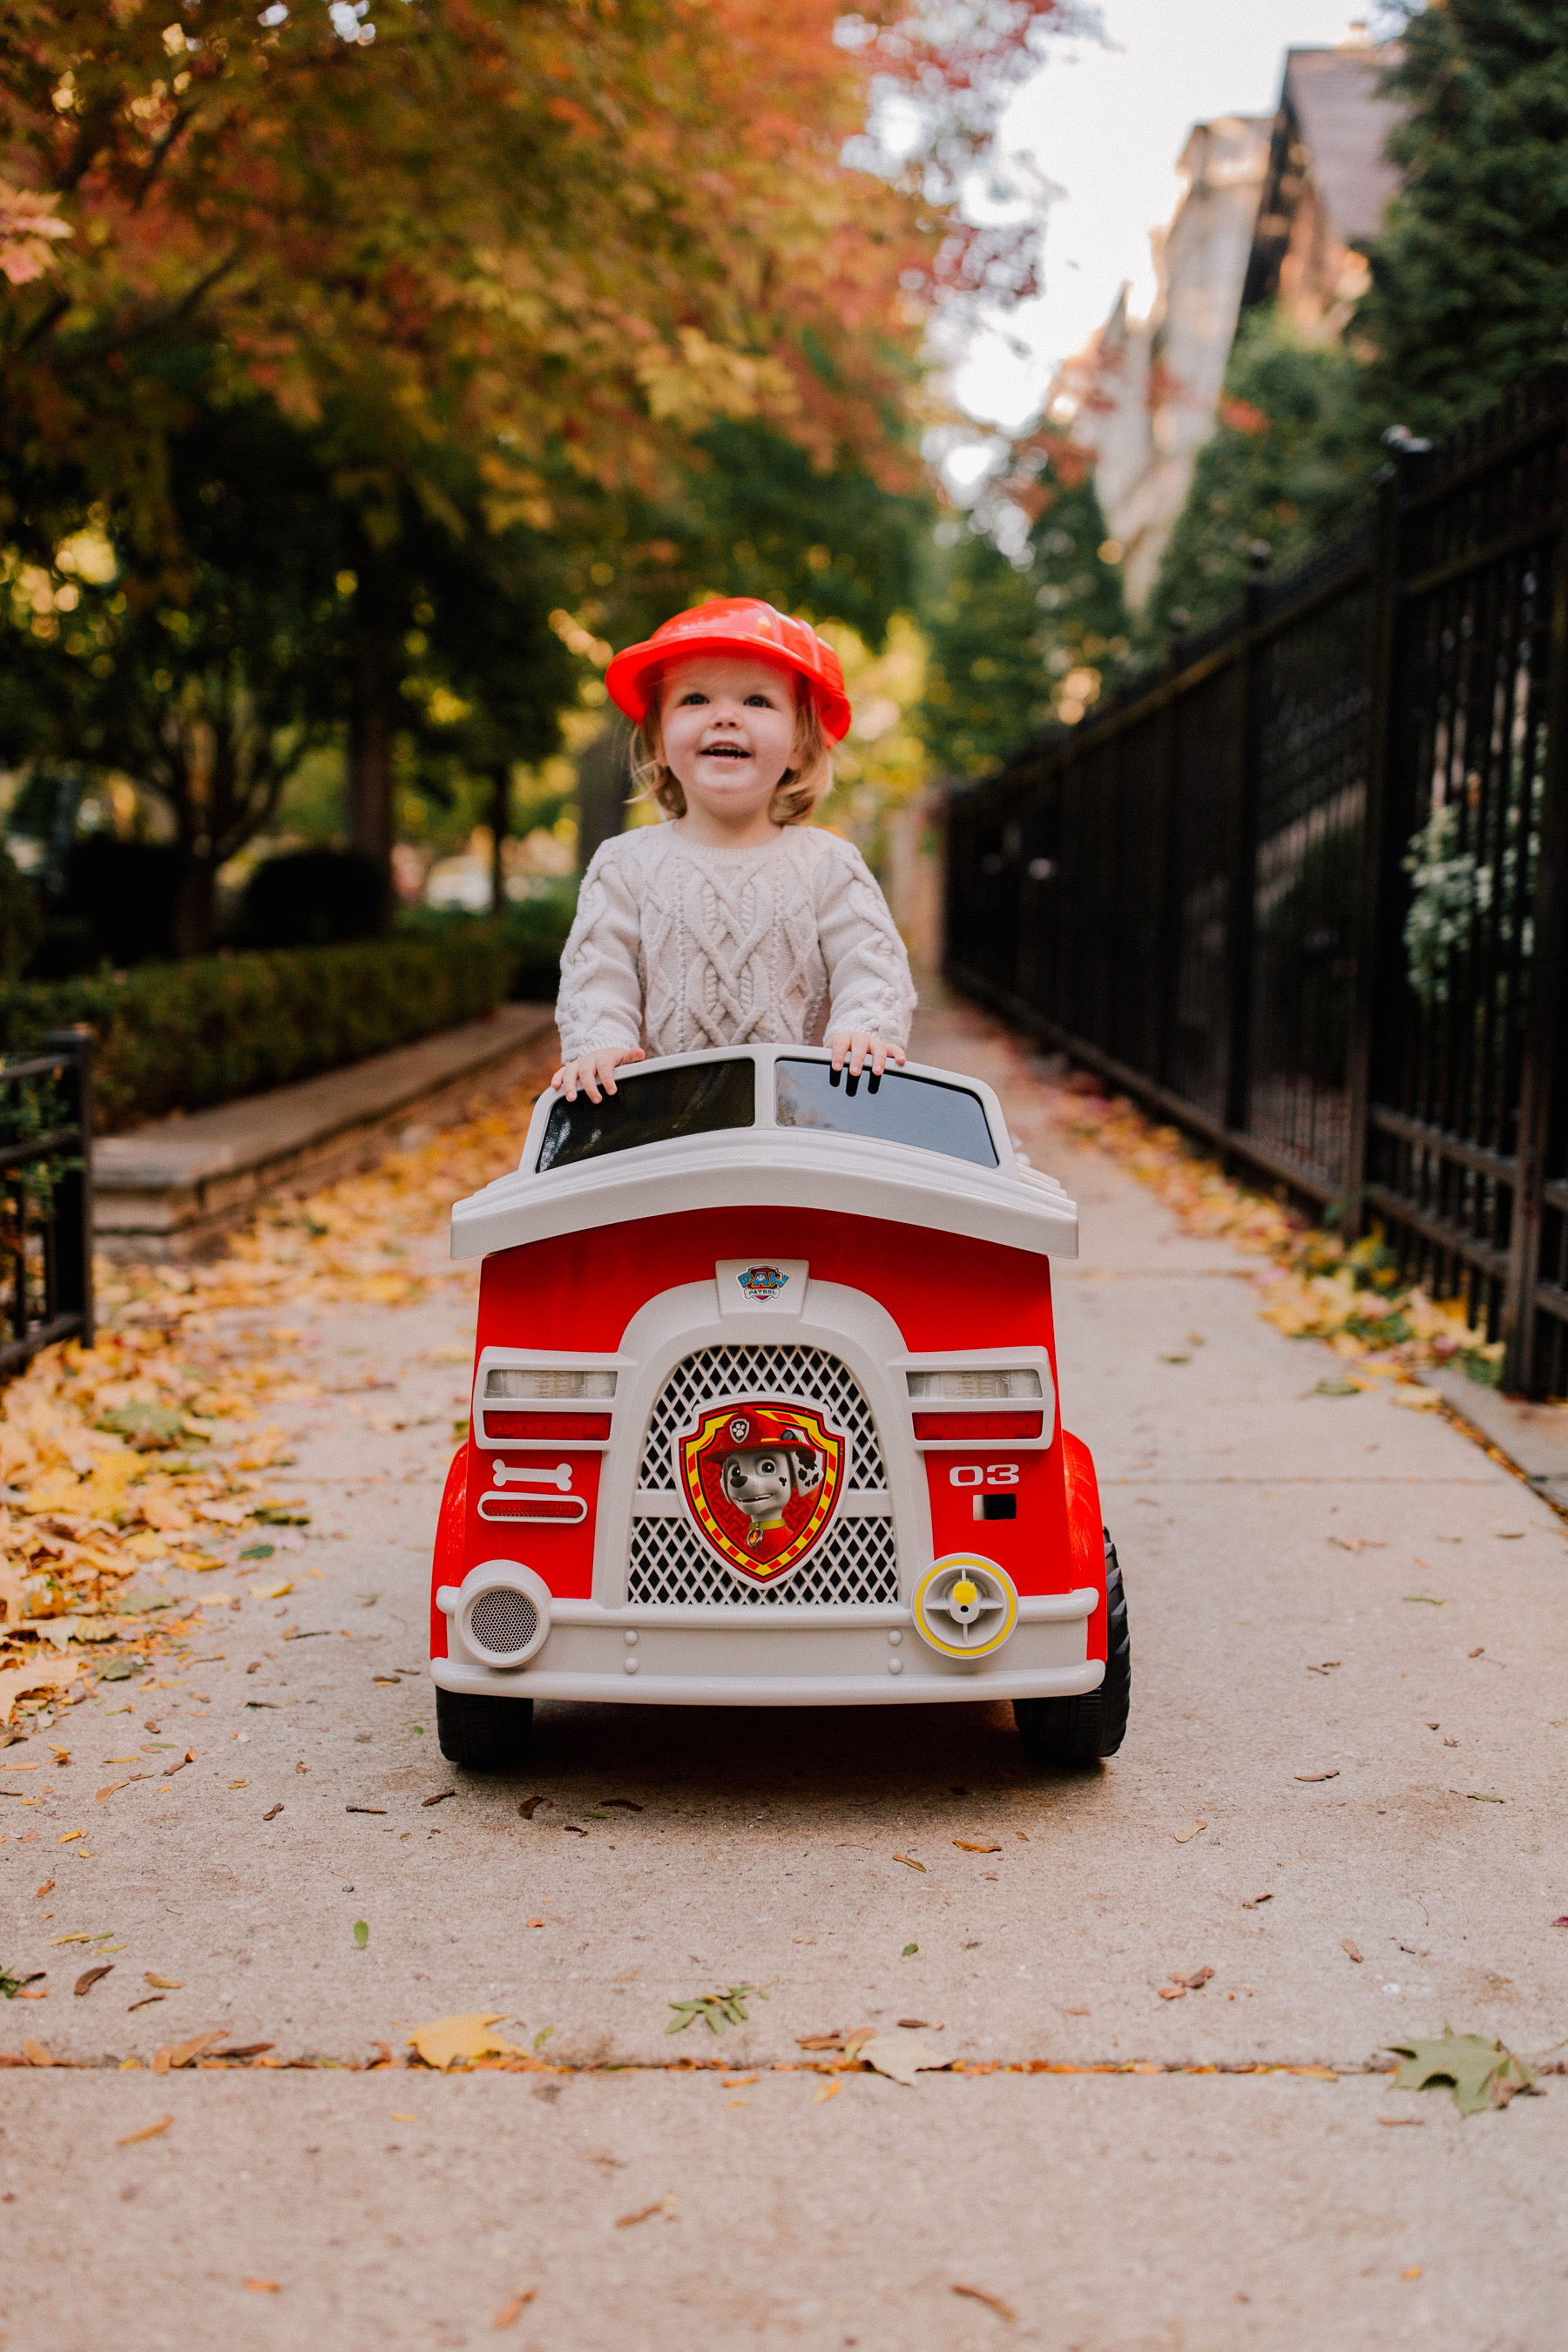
[436,1687,534,1772]
[1013,1532,1130,1769]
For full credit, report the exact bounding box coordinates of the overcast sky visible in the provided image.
[943,0,1405,456]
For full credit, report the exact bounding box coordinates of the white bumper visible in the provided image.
[432,1589,1102,1708]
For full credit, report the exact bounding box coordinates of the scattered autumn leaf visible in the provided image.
[857,2031,950,2086]
[953,1841,1001,1855]
[406,2014,525,2070]
[492,2290,537,2328]
[1388,2029,1537,2117]
[666,1984,769,2036]
[117,2115,172,2146]
[952,2283,1016,2322]
[615,2197,677,2227]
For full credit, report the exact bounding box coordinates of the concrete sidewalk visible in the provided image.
[3,996,1565,2351]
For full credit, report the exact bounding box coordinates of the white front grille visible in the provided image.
[636,1343,888,1490]
[627,1344,896,1607]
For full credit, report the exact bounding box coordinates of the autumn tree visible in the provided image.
[2,0,1067,893]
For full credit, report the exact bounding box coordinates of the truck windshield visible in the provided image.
[536,1058,755,1172]
[774,1059,997,1168]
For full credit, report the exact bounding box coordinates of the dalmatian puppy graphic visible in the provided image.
[718,1409,824,1547]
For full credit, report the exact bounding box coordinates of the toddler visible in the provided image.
[552,598,916,1103]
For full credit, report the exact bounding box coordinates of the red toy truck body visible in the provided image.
[429,1045,1129,1770]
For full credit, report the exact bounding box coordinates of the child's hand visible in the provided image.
[551,1046,645,1104]
[827,1031,907,1079]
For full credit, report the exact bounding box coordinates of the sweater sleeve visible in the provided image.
[554,841,647,1058]
[813,835,917,1048]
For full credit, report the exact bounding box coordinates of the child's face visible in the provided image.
[658,655,798,825]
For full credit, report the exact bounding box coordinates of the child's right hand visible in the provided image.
[551,1046,645,1104]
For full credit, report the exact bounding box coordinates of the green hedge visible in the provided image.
[0,931,517,1132]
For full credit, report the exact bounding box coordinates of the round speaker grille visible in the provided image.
[469,1586,539,1659]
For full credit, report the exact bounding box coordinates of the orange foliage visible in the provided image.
[1,0,1065,524]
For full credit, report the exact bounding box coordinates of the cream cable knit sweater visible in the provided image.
[555,822,916,1061]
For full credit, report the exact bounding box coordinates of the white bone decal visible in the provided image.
[491,1459,573,1491]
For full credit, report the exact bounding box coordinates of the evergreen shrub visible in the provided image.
[0,929,515,1132]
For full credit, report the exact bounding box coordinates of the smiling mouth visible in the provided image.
[700,742,751,760]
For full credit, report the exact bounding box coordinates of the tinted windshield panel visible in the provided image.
[537,1058,755,1172]
[774,1059,997,1168]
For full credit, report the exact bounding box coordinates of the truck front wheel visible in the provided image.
[1014,1534,1129,1769]
[436,1687,535,1772]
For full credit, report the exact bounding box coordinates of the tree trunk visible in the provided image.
[348,642,395,881]
[489,766,510,916]
[171,850,219,960]
[575,719,632,873]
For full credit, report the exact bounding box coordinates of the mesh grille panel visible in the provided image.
[627,1507,898,1607]
[637,1345,887,1490]
[627,1345,895,1606]
[469,1586,539,1656]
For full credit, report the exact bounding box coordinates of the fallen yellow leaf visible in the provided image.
[891,1852,926,1871]
[117,2115,173,2146]
[813,2079,842,2104]
[1173,1821,1206,1843]
[253,1579,294,1600]
[405,2013,525,2070]
[492,2290,536,2329]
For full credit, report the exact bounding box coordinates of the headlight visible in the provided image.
[458,1565,551,1667]
[906,1369,1042,1400]
[484,1368,617,1399]
[914,1557,1018,1659]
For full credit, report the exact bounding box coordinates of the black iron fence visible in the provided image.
[0,1029,95,1377]
[946,367,1568,1398]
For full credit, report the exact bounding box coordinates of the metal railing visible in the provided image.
[0,1028,95,1378]
[945,365,1568,1397]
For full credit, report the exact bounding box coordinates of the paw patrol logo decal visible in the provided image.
[737,1265,788,1303]
[677,1400,848,1585]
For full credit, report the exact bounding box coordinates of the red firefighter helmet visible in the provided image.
[605,598,852,742]
[715,1406,820,1456]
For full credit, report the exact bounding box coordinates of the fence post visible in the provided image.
[1342,441,1422,1240]
[1223,544,1271,1139]
[44,1026,95,1351]
[1501,402,1568,1391]
[1152,617,1187,1089]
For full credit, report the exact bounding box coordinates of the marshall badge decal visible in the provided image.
[677,1400,848,1585]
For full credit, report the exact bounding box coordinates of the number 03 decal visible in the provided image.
[949,1463,1018,1488]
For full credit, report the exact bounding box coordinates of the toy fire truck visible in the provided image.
[429,1044,1129,1772]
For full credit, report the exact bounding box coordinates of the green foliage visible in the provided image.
[0,933,516,1132]
[397,882,578,1004]
[666,1982,771,2036]
[1149,310,1383,639]
[917,462,1131,778]
[1359,1,1568,436]
[582,422,928,653]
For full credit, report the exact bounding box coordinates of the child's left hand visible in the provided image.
[827,1031,907,1078]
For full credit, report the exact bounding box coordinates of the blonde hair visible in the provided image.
[630,667,835,825]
